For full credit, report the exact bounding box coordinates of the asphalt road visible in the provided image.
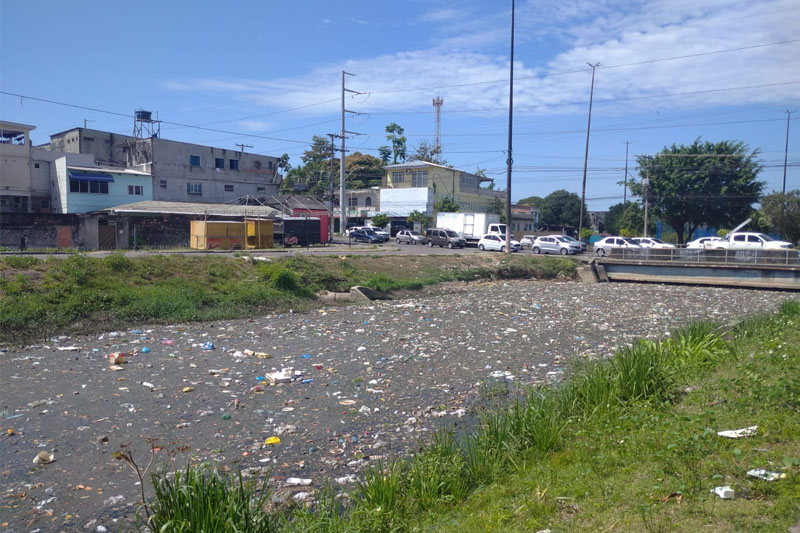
[2,279,795,531]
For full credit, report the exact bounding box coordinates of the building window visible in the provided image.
[224,184,234,192]
[348,197,358,208]
[83,136,95,142]
[190,154,201,166]
[411,170,428,187]
[254,161,262,170]
[187,183,203,195]
[69,180,108,194]
[160,180,167,188]
[268,161,273,170]
[256,186,266,192]
[215,158,225,169]
[229,159,239,170]
[128,185,143,195]
[365,197,372,207]
[392,171,404,183]
[460,175,476,188]
[40,199,50,209]
[34,163,40,168]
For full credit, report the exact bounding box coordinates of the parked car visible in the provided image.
[520,235,535,248]
[705,232,794,250]
[396,229,425,245]
[365,225,390,240]
[532,235,582,255]
[593,236,642,257]
[477,234,521,252]
[559,234,587,253]
[630,237,675,249]
[425,228,466,248]
[685,236,721,249]
[349,228,384,244]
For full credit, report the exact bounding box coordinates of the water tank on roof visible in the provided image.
[135,110,153,121]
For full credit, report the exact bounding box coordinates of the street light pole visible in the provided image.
[578,62,600,242]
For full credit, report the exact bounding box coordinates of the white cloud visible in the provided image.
[237,120,273,131]
[165,0,800,120]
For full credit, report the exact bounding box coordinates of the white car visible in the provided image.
[593,236,642,257]
[395,229,425,245]
[559,234,587,253]
[705,232,794,250]
[532,235,582,255]
[477,234,521,252]
[520,235,535,248]
[686,236,721,249]
[630,237,675,249]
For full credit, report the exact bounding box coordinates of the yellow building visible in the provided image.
[383,161,504,212]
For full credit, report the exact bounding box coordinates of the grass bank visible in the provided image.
[0,253,576,343]
[132,300,800,532]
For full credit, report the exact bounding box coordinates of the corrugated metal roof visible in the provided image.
[98,201,280,217]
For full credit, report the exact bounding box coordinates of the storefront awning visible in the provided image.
[68,172,114,182]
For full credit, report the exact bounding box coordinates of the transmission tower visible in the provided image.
[433,96,443,163]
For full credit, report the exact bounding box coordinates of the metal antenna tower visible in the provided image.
[433,96,443,162]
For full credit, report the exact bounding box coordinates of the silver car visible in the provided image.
[396,229,425,245]
[532,235,582,255]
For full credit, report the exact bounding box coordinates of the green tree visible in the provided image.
[434,196,460,213]
[345,151,384,188]
[629,139,764,243]
[370,213,390,229]
[603,202,652,235]
[487,196,504,216]
[538,190,589,228]
[518,195,543,208]
[760,190,800,244]
[385,123,407,164]
[407,210,429,229]
[378,146,392,165]
[408,139,442,164]
[278,153,291,172]
[301,135,334,165]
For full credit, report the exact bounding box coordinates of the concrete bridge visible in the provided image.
[583,248,800,290]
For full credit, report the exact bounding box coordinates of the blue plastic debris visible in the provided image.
[141,347,151,353]
[301,354,312,359]
[202,341,215,350]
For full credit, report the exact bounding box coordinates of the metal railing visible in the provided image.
[605,247,800,266]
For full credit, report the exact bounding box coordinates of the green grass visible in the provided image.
[0,253,576,343]
[137,300,800,532]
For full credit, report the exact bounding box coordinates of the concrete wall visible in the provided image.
[0,213,82,249]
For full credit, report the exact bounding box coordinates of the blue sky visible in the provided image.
[2,0,798,210]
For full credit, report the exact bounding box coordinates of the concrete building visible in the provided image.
[383,161,504,212]
[46,127,281,203]
[1,121,50,213]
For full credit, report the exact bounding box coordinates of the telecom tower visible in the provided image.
[432,96,443,163]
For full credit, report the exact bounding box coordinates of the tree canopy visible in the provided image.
[408,139,443,164]
[385,123,407,164]
[370,213,390,229]
[629,139,763,243]
[603,202,653,236]
[760,190,800,244]
[518,195,543,209]
[434,196,460,213]
[538,190,589,228]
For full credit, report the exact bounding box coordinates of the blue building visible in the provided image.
[51,156,152,214]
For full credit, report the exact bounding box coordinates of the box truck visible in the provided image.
[435,212,506,246]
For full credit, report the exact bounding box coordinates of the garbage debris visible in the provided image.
[265,436,281,445]
[747,468,785,481]
[265,368,294,384]
[717,426,757,439]
[108,353,126,364]
[32,451,54,465]
[710,485,734,499]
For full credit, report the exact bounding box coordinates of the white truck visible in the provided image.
[706,232,793,250]
[435,212,507,246]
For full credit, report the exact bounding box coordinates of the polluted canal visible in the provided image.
[0,280,795,531]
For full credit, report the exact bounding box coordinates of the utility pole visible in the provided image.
[643,157,651,238]
[327,133,339,240]
[623,140,632,203]
[578,62,600,242]
[505,0,515,253]
[340,71,362,234]
[83,119,95,129]
[236,143,253,154]
[783,110,795,194]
